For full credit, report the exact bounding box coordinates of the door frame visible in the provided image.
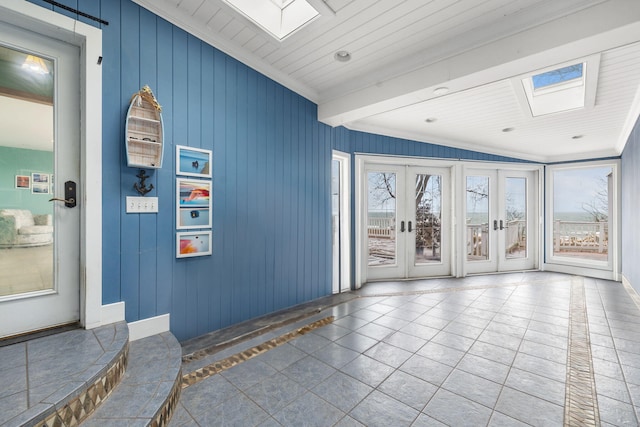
[461,167,541,275]
[332,150,351,293]
[1,1,104,329]
[356,155,543,288]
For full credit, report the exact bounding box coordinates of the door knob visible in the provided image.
[48,181,77,208]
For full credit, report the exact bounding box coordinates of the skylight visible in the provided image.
[532,63,583,90]
[520,62,587,117]
[222,0,320,41]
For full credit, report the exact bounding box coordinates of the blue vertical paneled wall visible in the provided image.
[29,0,332,341]
[30,0,532,342]
[621,116,640,293]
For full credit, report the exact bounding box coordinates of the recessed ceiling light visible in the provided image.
[502,127,515,132]
[424,117,437,123]
[334,51,351,62]
[433,87,449,96]
[572,134,584,139]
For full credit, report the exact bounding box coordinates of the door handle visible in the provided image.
[408,221,413,232]
[500,220,504,230]
[400,221,405,232]
[49,181,76,208]
[493,220,498,231]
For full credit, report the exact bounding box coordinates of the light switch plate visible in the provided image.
[126,196,158,213]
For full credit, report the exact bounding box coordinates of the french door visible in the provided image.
[366,165,451,280]
[0,22,80,337]
[464,168,537,274]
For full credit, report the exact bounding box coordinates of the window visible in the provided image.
[546,161,618,276]
[222,0,320,41]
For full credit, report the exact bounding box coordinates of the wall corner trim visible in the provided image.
[621,274,640,312]
[98,302,125,327]
[128,313,171,341]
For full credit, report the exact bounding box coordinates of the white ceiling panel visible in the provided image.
[133,0,640,162]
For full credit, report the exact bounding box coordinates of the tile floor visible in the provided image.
[170,272,640,426]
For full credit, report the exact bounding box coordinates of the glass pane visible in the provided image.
[505,177,526,259]
[553,166,611,261]
[415,174,441,264]
[466,176,489,261]
[0,45,54,297]
[368,172,396,266]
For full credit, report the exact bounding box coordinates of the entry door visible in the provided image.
[0,23,80,337]
[366,165,450,280]
[465,169,536,274]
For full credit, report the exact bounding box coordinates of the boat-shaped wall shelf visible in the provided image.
[125,85,164,169]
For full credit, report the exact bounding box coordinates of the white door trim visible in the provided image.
[332,150,351,293]
[1,0,105,329]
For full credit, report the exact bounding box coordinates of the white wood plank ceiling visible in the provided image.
[135,0,640,162]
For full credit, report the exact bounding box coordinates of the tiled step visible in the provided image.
[0,322,129,427]
[80,332,182,426]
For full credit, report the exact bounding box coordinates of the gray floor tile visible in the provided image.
[378,370,438,411]
[383,331,427,352]
[523,328,567,350]
[333,415,365,427]
[386,307,423,322]
[430,330,474,352]
[335,332,378,353]
[373,314,410,331]
[487,411,530,427]
[340,354,395,387]
[416,341,465,367]
[595,373,632,403]
[518,339,567,364]
[195,392,270,426]
[311,342,360,369]
[311,371,373,412]
[399,323,440,341]
[468,340,516,366]
[311,324,351,341]
[280,354,337,389]
[256,343,307,371]
[410,413,447,426]
[366,303,397,315]
[333,316,369,331]
[289,333,332,354]
[0,344,26,370]
[457,353,510,384]
[0,366,26,399]
[350,389,419,427]
[400,354,453,386]
[512,352,566,383]
[413,314,451,330]
[273,391,344,427]
[221,358,278,391]
[494,386,563,427]
[423,388,492,427]
[356,322,395,341]
[245,372,306,415]
[350,308,383,322]
[477,329,522,351]
[364,342,413,368]
[0,391,28,425]
[504,367,565,405]
[441,369,503,408]
[443,321,484,340]
[598,395,640,426]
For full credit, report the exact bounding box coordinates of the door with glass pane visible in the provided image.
[0,24,80,337]
[366,165,450,280]
[465,169,536,274]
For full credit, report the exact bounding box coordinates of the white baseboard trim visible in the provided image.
[100,302,125,326]
[128,313,170,341]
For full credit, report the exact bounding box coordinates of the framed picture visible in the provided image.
[32,172,49,183]
[32,183,50,194]
[176,178,212,229]
[177,231,212,258]
[15,175,30,189]
[176,145,212,178]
